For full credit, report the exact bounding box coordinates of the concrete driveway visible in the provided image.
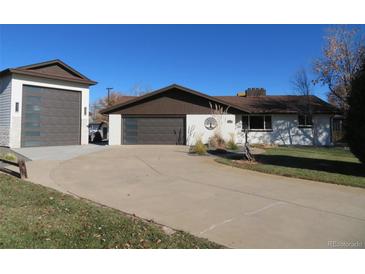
[13,144,108,161]
[26,145,365,248]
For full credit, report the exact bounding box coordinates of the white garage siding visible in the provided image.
[8,74,90,148]
[0,75,12,147]
[235,114,332,146]
[186,114,236,146]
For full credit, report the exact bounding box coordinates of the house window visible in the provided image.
[15,102,19,112]
[242,116,249,130]
[298,115,313,127]
[250,116,265,129]
[242,115,272,131]
[84,107,87,116]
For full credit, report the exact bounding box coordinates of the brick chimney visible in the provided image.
[237,88,266,97]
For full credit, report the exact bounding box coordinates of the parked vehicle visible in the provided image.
[88,122,108,143]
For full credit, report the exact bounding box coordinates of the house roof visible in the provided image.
[100,84,339,115]
[100,84,250,114]
[0,59,97,86]
[112,96,137,104]
[215,95,340,114]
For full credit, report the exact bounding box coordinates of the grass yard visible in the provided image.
[216,146,365,188]
[0,174,223,248]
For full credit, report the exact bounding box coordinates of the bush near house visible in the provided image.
[0,174,223,248]
[226,134,238,151]
[208,132,226,149]
[226,140,238,151]
[0,153,17,162]
[190,139,207,155]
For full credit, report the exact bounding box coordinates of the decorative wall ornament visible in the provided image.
[204,117,218,130]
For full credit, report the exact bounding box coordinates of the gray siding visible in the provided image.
[0,76,12,146]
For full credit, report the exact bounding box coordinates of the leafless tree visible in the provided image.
[291,68,313,116]
[92,84,153,123]
[291,68,315,144]
[291,68,312,97]
[93,91,127,123]
[208,102,254,160]
[130,83,153,96]
[313,26,365,111]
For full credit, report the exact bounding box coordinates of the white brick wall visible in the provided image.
[186,114,236,145]
[235,114,332,146]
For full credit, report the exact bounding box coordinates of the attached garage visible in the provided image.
[123,117,185,145]
[21,85,81,147]
[101,84,245,146]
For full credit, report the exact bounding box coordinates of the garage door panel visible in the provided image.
[21,85,81,147]
[123,117,185,145]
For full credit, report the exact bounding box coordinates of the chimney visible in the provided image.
[238,88,266,97]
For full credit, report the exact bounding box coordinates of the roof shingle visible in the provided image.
[214,95,339,114]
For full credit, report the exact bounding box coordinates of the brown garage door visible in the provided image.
[21,85,81,147]
[123,117,185,145]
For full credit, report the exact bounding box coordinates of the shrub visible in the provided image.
[347,60,365,164]
[190,139,207,155]
[208,132,226,149]
[226,139,238,151]
[1,153,17,162]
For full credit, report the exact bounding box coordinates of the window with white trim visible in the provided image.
[242,115,272,131]
[298,115,313,127]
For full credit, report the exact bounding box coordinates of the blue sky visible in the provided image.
[0,25,336,102]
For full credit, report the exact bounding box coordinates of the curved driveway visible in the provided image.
[27,145,365,248]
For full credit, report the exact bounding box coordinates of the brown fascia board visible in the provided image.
[8,69,97,86]
[15,59,95,82]
[100,84,251,114]
[0,59,97,86]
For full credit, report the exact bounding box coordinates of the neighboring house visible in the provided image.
[100,84,339,146]
[0,60,96,148]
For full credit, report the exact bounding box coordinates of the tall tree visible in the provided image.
[313,26,365,111]
[130,83,153,96]
[346,59,365,163]
[291,68,312,96]
[92,83,153,123]
[291,68,315,144]
[92,91,127,123]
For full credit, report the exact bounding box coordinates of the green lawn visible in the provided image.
[0,174,223,248]
[216,146,365,188]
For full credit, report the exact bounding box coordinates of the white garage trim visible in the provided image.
[108,114,122,145]
[9,75,90,148]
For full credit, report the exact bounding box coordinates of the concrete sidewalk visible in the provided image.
[26,145,365,248]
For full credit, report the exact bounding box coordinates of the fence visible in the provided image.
[0,159,28,179]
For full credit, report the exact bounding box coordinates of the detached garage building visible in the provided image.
[0,60,96,148]
[101,84,339,146]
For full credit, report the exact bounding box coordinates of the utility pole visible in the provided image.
[106,87,113,106]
